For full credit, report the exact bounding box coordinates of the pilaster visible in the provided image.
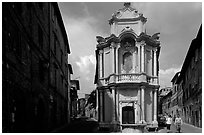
[141,42,145,73]
[99,90,103,122]
[138,88,141,121]
[119,101,122,124]
[99,50,103,78]
[111,87,116,122]
[137,43,141,73]
[153,49,157,84]
[140,86,146,124]
[133,50,136,73]
[111,42,116,74]
[153,89,158,126]
[153,49,157,76]
[134,101,138,123]
[115,89,118,121]
[116,43,120,74]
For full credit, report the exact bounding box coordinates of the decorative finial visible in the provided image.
[124,2,131,7]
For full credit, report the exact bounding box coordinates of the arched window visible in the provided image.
[123,52,132,73]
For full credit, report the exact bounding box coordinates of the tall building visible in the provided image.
[2,2,71,132]
[170,72,180,118]
[176,25,202,128]
[158,87,172,114]
[94,3,161,132]
[70,80,80,118]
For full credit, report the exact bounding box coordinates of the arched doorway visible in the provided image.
[122,106,135,124]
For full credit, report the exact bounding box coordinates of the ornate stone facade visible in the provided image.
[94,3,161,132]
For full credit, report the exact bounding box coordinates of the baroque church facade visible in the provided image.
[94,3,161,131]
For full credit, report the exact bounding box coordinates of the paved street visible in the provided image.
[51,119,202,133]
[51,117,99,133]
[158,123,202,133]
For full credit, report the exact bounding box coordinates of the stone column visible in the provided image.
[111,42,115,74]
[153,89,158,125]
[119,101,122,124]
[112,87,116,122]
[116,89,119,121]
[119,101,122,131]
[149,90,153,123]
[96,88,99,120]
[140,86,146,123]
[134,101,138,123]
[133,51,136,73]
[153,49,157,83]
[99,90,103,122]
[99,50,103,78]
[116,43,120,74]
[138,89,141,121]
[141,43,145,73]
[137,44,141,72]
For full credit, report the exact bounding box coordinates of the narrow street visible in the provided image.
[158,123,202,133]
[51,117,99,133]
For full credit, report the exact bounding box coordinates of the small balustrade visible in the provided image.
[99,73,158,86]
[116,74,141,83]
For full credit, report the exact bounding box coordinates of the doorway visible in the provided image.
[122,106,135,124]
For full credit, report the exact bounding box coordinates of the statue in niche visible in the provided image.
[123,52,133,73]
[124,42,132,48]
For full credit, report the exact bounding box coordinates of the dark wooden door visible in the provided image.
[122,106,135,124]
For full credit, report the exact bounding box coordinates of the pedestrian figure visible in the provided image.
[173,114,176,122]
[174,114,183,133]
[166,114,172,133]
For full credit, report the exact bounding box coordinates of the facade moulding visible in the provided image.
[109,15,147,25]
[97,32,160,50]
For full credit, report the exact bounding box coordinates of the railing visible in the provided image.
[115,74,141,83]
[98,73,158,86]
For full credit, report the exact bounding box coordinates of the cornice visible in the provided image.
[96,32,160,49]
[109,15,147,25]
[136,32,160,47]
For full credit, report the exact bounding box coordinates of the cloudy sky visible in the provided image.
[58,2,202,98]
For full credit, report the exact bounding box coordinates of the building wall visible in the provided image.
[180,26,202,128]
[2,2,71,132]
[171,26,202,128]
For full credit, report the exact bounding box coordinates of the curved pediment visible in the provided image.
[114,3,139,19]
[109,2,147,24]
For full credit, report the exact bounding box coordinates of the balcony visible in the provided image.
[98,73,158,86]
